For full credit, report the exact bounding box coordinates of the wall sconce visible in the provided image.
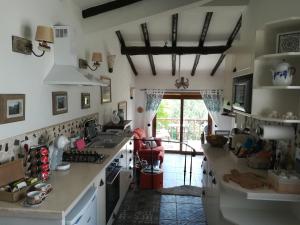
[79,52,102,71]
[12,25,54,57]
[107,54,116,73]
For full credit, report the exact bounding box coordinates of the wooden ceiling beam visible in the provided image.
[116,31,138,76]
[191,12,213,76]
[210,15,242,76]
[121,45,229,55]
[172,14,178,76]
[141,23,156,76]
[82,0,143,18]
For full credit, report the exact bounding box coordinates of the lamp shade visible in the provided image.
[35,25,54,43]
[92,52,102,62]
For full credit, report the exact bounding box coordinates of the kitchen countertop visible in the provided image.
[202,144,300,202]
[0,136,132,220]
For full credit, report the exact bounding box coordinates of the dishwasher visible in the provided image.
[65,186,97,225]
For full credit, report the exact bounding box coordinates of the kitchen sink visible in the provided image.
[88,135,123,148]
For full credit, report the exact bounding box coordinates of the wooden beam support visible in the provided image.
[82,0,143,18]
[210,15,242,76]
[116,30,138,76]
[191,12,213,76]
[121,45,229,55]
[172,14,178,76]
[210,53,226,76]
[141,23,156,75]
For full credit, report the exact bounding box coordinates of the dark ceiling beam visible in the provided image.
[210,15,242,76]
[82,0,143,19]
[210,53,226,76]
[141,23,156,76]
[121,45,229,55]
[191,12,213,76]
[116,30,138,76]
[172,14,178,76]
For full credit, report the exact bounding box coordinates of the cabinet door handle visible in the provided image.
[129,141,132,145]
[129,166,133,170]
[203,169,206,175]
[129,150,133,153]
[202,190,206,196]
[212,178,216,184]
[99,179,104,186]
[209,170,213,177]
[129,158,132,161]
[204,156,207,161]
[120,154,124,158]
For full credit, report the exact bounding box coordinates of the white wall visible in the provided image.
[84,30,136,126]
[0,0,101,140]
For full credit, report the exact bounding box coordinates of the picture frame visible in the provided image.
[52,92,68,115]
[81,93,91,109]
[277,31,300,53]
[0,94,25,124]
[100,76,112,104]
[118,101,127,120]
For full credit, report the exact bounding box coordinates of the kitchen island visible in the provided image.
[0,136,133,225]
[202,144,300,225]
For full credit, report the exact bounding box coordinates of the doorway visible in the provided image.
[153,93,212,153]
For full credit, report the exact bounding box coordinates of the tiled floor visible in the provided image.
[162,153,204,188]
[113,190,206,225]
[113,153,206,225]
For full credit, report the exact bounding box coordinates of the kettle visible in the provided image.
[271,59,296,86]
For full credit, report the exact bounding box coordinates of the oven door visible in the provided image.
[106,166,121,223]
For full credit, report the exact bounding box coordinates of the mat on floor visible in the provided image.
[157,185,202,197]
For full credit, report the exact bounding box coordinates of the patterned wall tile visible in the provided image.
[0,113,98,164]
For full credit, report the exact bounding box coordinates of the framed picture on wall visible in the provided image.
[81,93,91,109]
[118,101,127,120]
[100,76,112,104]
[52,92,68,115]
[0,94,25,124]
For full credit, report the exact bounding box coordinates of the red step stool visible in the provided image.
[140,170,163,189]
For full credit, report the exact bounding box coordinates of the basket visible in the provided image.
[206,135,228,148]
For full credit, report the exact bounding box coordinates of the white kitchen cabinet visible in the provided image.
[120,140,134,202]
[95,169,106,225]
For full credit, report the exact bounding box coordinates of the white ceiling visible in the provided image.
[72,1,246,76]
[117,6,245,76]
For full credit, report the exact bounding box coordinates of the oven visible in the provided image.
[232,73,253,114]
[105,157,122,223]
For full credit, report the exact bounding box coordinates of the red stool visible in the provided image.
[140,170,163,189]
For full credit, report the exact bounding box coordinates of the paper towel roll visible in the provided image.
[258,125,294,140]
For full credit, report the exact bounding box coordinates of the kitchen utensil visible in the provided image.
[34,183,52,194]
[271,59,296,86]
[26,191,46,205]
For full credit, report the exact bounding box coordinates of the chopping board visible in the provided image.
[223,169,271,189]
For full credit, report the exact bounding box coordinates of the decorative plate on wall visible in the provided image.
[277,31,300,53]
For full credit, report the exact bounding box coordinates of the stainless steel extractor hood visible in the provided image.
[44,26,106,86]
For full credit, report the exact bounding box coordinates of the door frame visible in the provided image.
[152,92,212,153]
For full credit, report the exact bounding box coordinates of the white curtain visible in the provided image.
[144,89,165,136]
[199,89,224,128]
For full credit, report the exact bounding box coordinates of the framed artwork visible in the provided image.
[81,93,91,109]
[118,101,127,120]
[0,94,25,124]
[277,31,300,53]
[52,92,68,115]
[100,76,112,104]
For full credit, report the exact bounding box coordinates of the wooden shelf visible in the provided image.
[256,52,300,61]
[255,86,300,90]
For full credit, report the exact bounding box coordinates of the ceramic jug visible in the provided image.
[271,60,296,86]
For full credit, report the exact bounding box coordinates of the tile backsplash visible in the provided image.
[0,113,98,164]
